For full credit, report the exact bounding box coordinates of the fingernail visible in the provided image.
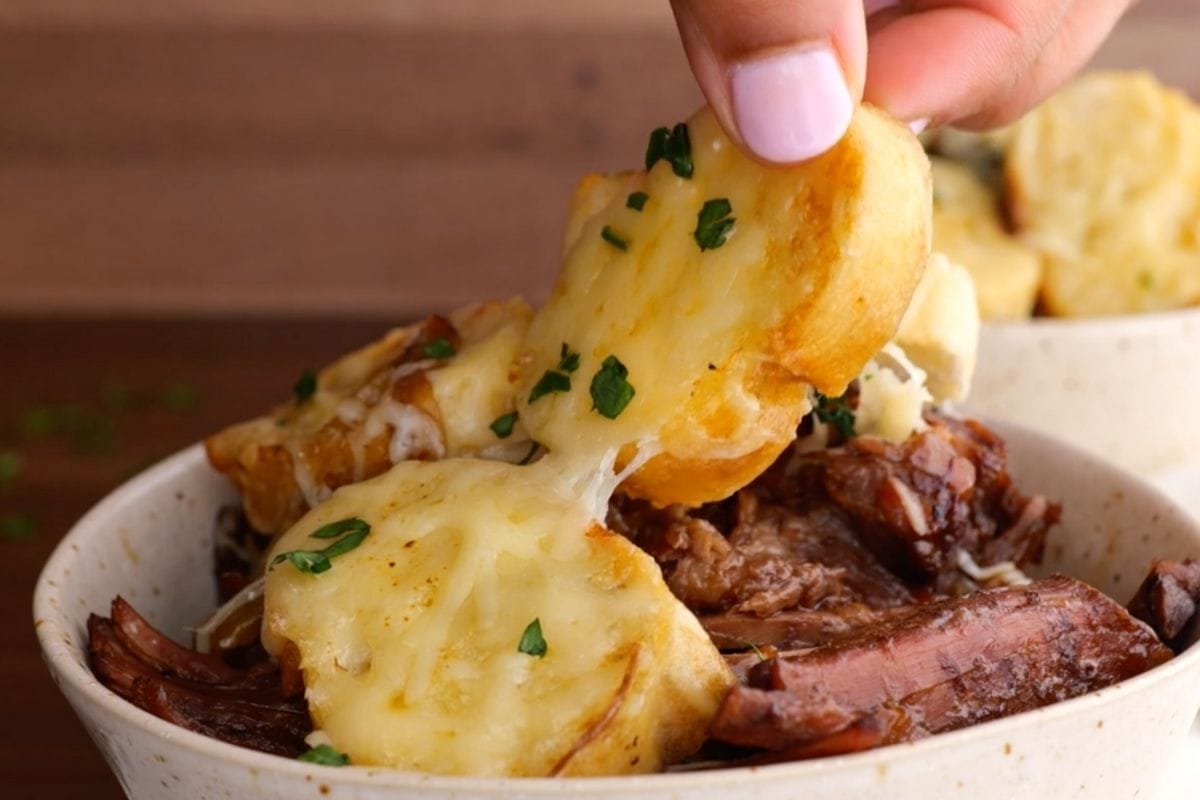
[864,0,901,16]
[908,117,930,135]
[730,45,854,163]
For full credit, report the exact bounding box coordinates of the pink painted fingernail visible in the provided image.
[909,117,930,135]
[729,45,853,163]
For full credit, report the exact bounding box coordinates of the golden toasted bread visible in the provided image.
[205,298,532,536]
[1006,71,1200,316]
[931,157,1043,320]
[517,105,931,506]
[263,458,733,775]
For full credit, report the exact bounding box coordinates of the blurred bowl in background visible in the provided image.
[966,307,1200,481]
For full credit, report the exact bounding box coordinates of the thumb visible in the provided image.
[670,0,867,164]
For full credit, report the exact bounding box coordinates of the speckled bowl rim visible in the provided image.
[980,304,1200,334]
[33,425,1200,794]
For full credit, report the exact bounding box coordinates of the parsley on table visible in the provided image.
[518,618,548,657]
[694,198,735,251]
[589,356,635,420]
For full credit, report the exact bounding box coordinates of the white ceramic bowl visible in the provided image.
[34,422,1200,800]
[966,308,1200,476]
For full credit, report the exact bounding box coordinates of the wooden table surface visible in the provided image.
[0,315,403,798]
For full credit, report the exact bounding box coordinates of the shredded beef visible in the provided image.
[610,412,1060,651]
[709,575,1172,755]
[88,598,309,757]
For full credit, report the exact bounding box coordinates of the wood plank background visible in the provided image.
[0,0,1196,318]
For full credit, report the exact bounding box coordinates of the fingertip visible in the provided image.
[729,45,855,163]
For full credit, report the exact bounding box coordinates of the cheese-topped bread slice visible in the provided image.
[205,298,532,535]
[263,457,733,776]
[1006,71,1200,316]
[517,105,931,506]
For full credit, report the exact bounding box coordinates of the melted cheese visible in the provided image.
[263,458,732,776]
[258,107,933,777]
[516,105,930,505]
[426,297,532,455]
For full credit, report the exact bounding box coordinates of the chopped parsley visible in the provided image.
[528,346,578,403]
[528,370,571,403]
[645,123,693,179]
[518,618,548,657]
[694,198,735,251]
[423,337,456,359]
[1137,271,1155,290]
[297,745,350,766]
[1,513,36,541]
[558,342,581,373]
[626,191,649,211]
[161,382,199,413]
[814,392,856,439]
[271,517,370,575]
[600,225,629,252]
[293,369,318,403]
[489,411,518,439]
[0,449,21,490]
[589,356,635,419]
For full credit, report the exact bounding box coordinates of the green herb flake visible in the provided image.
[490,411,518,439]
[293,369,318,404]
[271,517,371,575]
[814,392,856,439]
[589,356,635,420]
[0,513,37,541]
[423,337,457,359]
[518,618,548,657]
[557,342,581,374]
[297,744,350,767]
[694,198,735,251]
[528,370,571,403]
[1137,271,1155,290]
[161,381,199,413]
[645,122,693,179]
[0,449,22,490]
[21,406,57,438]
[100,379,133,414]
[600,225,629,252]
[626,191,649,211]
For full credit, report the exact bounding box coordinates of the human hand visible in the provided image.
[670,0,1136,163]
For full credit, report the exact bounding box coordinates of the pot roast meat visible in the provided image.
[1127,559,1200,652]
[611,413,1059,651]
[88,598,310,757]
[709,574,1173,755]
[611,492,915,623]
[768,415,1056,588]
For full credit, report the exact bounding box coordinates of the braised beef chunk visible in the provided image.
[709,575,1172,755]
[1127,559,1200,652]
[611,492,914,620]
[764,414,1057,587]
[610,412,1060,652]
[88,598,310,757]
